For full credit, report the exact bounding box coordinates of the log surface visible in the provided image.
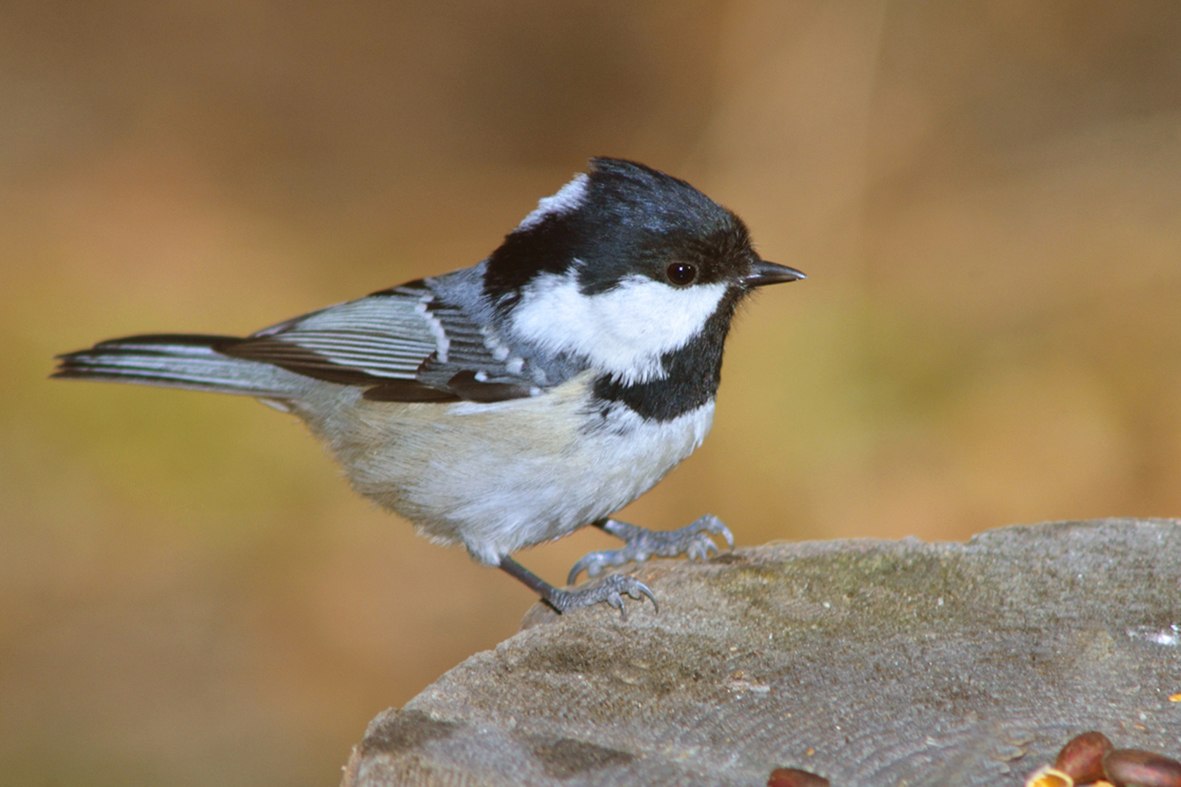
[342,519,1181,786]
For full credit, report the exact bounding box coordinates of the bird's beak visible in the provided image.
[744,259,806,288]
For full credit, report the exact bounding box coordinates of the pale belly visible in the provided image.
[296,373,714,564]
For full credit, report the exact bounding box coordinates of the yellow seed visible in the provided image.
[1024,765,1073,787]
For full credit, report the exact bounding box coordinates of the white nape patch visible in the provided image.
[514,173,589,232]
[510,270,727,385]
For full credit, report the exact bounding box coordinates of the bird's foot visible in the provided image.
[498,556,656,620]
[544,574,657,620]
[567,514,734,585]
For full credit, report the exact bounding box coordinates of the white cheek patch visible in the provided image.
[514,173,589,232]
[510,271,727,385]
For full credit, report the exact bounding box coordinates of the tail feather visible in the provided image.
[53,334,306,398]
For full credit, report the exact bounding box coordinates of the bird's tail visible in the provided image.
[52,334,305,399]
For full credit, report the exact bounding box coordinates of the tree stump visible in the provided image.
[341,519,1181,786]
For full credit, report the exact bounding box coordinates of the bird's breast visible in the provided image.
[307,372,715,563]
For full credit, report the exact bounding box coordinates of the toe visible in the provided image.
[567,551,615,585]
[630,580,658,612]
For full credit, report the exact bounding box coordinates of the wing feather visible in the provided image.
[221,278,543,402]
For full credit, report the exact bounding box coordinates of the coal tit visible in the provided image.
[54,158,805,617]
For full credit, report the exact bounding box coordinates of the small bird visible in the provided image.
[54,157,804,616]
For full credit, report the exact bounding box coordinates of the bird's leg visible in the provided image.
[567,514,734,585]
[498,555,656,619]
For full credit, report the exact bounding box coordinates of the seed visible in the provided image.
[1102,748,1181,787]
[1024,765,1073,787]
[767,766,830,787]
[1054,730,1113,783]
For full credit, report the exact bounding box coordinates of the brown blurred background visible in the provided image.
[4,1,1180,784]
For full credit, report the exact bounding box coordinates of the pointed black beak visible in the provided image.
[743,259,806,288]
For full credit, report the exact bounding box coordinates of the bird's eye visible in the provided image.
[665,262,698,286]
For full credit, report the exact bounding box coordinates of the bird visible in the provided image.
[53,157,805,617]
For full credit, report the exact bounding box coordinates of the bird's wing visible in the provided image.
[222,280,540,403]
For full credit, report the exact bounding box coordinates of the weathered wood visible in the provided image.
[342,519,1181,786]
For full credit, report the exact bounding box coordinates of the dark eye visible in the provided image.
[665,262,698,286]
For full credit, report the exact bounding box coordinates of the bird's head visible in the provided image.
[485,157,804,385]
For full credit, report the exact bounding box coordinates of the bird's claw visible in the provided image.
[546,574,657,620]
[567,514,734,585]
[566,550,621,585]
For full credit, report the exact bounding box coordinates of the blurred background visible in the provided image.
[3,1,1180,784]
